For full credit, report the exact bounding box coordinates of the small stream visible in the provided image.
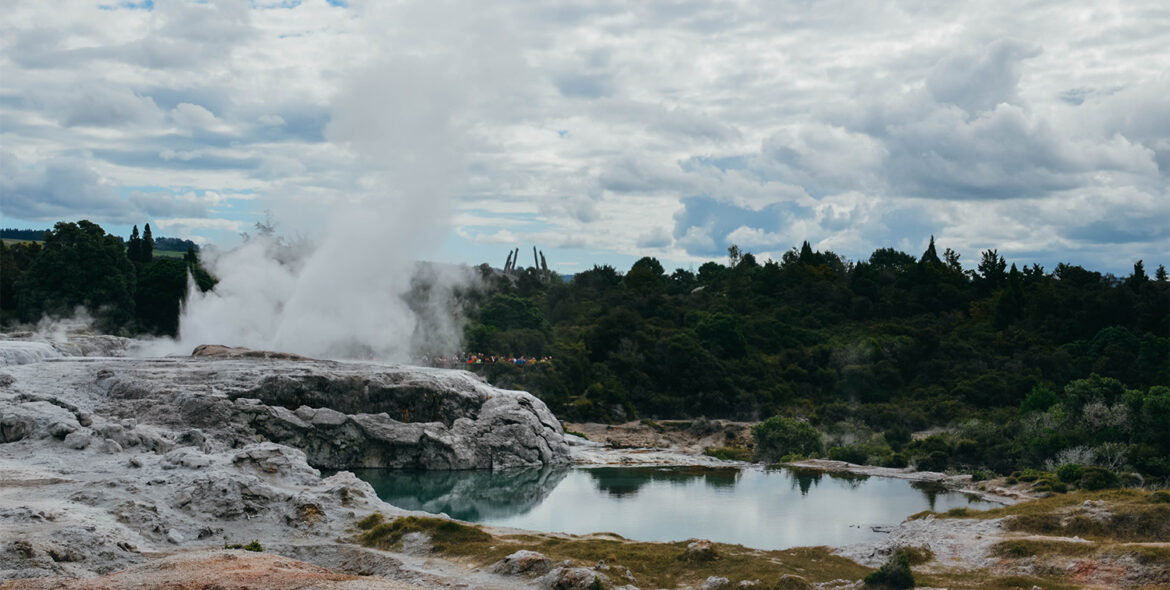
[348,465,999,549]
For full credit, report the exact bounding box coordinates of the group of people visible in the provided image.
[420,353,552,369]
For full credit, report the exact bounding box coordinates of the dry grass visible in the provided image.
[913,489,1170,542]
[354,513,870,587]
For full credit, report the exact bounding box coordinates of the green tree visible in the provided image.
[624,257,665,296]
[752,416,822,461]
[127,225,142,264]
[976,249,1006,293]
[919,235,942,267]
[17,220,136,330]
[135,258,215,335]
[142,223,154,264]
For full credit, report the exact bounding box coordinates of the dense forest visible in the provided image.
[1,221,1166,482]
[461,240,1168,481]
[0,220,214,334]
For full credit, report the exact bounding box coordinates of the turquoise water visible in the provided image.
[349,465,998,549]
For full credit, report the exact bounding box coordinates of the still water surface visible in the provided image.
[350,466,997,549]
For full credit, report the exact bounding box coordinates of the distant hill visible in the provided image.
[1,228,199,252]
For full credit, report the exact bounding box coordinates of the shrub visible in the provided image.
[828,445,869,465]
[1079,467,1119,491]
[884,453,908,468]
[1056,463,1084,484]
[752,416,822,462]
[1032,477,1067,494]
[970,469,996,482]
[1010,469,1047,482]
[915,451,949,473]
[883,426,911,450]
[863,549,914,589]
[897,545,934,565]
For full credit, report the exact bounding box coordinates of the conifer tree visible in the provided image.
[142,224,154,264]
[920,235,942,266]
[127,226,141,264]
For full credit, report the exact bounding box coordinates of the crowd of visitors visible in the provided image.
[419,353,551,369]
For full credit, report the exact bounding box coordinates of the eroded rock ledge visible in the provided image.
[0,340,569,582]
[53,351,570,471]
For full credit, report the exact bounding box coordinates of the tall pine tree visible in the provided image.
[127,225,141,264]
[142,223,154,264]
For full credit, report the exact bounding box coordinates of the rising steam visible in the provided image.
[161,55,480,361]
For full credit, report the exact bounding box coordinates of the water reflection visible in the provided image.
[349,465,1000,550]
[777,467,870,495]
[911,480,951,511]
[350,467,569,521]
[586,466,741,498]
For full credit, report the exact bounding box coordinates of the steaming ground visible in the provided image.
[142,217,479,362]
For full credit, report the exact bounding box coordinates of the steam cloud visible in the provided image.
[162,55,479,361]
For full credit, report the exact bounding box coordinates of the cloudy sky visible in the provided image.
[2,0,1167,275]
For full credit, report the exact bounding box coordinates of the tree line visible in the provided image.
[0,220,214,335]
[2,227,199,253]
[462,238,1168,480]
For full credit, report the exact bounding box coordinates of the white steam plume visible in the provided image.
[159,54,482,361]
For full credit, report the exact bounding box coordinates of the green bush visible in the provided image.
[970,469,996,482]
[1079,467,1120,491]
[828,445,869,464]
[863,549,914,589]
[1010,469,1048,482]
[884,452,908,468]
[915,451,949,472]
[1056,463,1084,483]
[883,426,911,450]
[1032,477,1067,494]
[752,416,822,462]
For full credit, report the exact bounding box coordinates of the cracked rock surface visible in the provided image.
[0,338,569,583]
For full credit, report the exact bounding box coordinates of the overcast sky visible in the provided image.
[2,0,1167,275]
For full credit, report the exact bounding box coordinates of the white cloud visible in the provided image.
[0,0,1166,273]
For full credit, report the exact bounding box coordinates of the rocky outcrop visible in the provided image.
[75,354,570,470]
[0,334,133,367]
[191,344,311,361]
[0,338,570,582]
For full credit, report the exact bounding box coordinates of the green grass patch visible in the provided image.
[358,515,491,554]
[1102,544,1170,565]
[990,539,1095,559]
